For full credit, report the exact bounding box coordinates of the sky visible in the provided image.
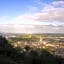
[0,0,64,33]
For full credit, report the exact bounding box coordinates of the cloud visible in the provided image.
[29,1,64,22]
[0,24,64,33]
[0,24,36,33]
[10,0,64,23]
[34,7,64,21]
[0,0,64,25]
[0,0,64,33]
[15,7,64,22]
[52,1,64,7]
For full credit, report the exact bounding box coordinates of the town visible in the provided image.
[5,34,64,58]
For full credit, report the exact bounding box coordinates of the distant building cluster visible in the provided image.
[12,37,64,49]
[5,35,64,58]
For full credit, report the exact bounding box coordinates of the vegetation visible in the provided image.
[0,35,64,64]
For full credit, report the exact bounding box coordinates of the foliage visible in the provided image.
[24,45,30,51]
